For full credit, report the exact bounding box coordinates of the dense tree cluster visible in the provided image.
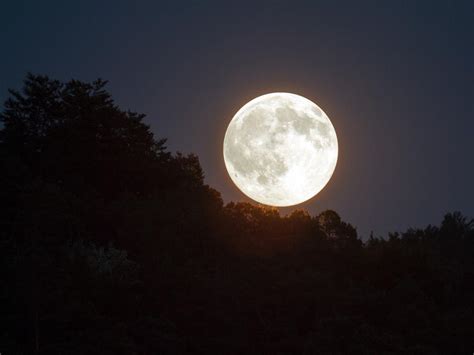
[1,74,473,354]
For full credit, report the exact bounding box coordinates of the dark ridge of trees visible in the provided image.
[1,74,473,354]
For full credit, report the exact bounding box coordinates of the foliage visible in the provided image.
[1,74,473,354]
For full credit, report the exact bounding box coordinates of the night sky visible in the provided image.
[1,0,472,237]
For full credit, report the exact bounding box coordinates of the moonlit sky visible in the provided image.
[1,0,473,237]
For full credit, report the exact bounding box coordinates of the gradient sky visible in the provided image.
[1,0,473,237]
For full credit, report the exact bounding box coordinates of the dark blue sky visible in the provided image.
[1,0,473,237]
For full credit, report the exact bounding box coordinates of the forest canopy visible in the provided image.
[1,74,473,354]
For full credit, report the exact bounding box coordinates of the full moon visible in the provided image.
[223,93,338,207]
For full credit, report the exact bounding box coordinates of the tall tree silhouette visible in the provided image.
[1,73,170,201]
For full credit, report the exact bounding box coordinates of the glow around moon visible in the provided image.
[223,93,338,207]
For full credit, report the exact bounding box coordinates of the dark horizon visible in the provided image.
[1,0,473,237]
[1,71,473,353]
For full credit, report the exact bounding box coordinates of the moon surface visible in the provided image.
[223,93,338,207]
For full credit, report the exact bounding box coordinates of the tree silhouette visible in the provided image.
[1,74,473,354]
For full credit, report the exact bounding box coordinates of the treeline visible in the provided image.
[1,74,473,354]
